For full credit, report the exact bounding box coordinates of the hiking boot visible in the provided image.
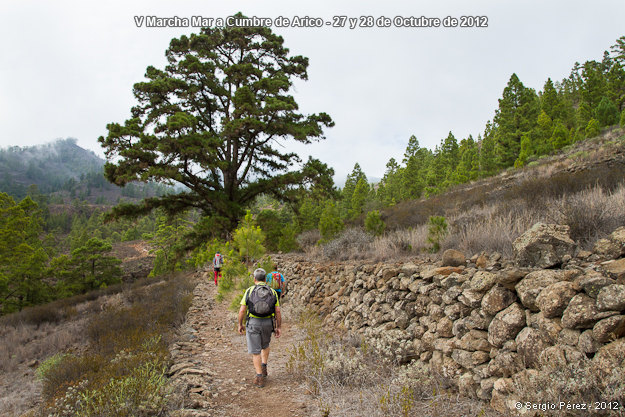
[253,375,265,388]
[261,364,268,378]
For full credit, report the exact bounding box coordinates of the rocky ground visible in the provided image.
[169,277,313,417]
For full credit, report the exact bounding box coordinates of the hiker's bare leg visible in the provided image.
[261,347,270,364]
[252,353,263,374]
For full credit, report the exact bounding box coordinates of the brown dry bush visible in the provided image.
[0,320,86,374]
[370,225,429,261]
[551,185,625,248]
[322,228,372,260]
[297,229,321,251]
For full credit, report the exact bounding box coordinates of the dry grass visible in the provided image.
[286,309,503,417]
[317,181,625,261]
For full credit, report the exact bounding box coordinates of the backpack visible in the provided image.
[268,272,283,292]
[214,254,223,268]
[246,285,277,317]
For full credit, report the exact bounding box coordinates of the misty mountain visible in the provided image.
[0,138,171,202]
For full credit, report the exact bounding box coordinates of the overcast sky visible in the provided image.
[1,0,623,181]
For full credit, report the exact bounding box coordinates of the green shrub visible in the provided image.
[585,118,601,138]
[364,210,386,236]
[232,210,266,264]
[427,216,448,252]
[594,96,619,126]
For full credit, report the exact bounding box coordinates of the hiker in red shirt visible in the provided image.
[212,252,223,285]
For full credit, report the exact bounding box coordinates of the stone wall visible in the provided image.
[275,224,625,413]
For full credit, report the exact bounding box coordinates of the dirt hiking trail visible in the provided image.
[170,277,313,417]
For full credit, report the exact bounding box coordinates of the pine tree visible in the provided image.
[493,74,540,168]
[478,131,497,178]
[401,137,431,200]
[455,135,479,182]
[550,121,571,150]
[594,96,620,126]
[377,158,402,206]
[341,163,367,217]
[585,118,601,138]
[0,194,49,313]
[318,201,343,242]
[440,132,460,186]
[350,177,370,218]
[232,210,266,265]
[99,16,334,242]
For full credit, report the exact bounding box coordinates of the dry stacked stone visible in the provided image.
[275,225,625,414]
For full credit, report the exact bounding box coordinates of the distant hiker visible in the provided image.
[266,270,286,300]
[238,268,281,388]
[212,252,224,285]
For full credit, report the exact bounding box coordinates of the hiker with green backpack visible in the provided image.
[266,270,287,300]
[237,268,282,388]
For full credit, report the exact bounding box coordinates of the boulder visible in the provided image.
[513,223,577,268]
[558,328,580,346]
[602,259,625,283]
[516,327,552,368]
[442,249,466,267]
[596,284,625,311]
[561,294,601,329]
[451,349,474,369]
[593,238,621,259]
[535,281,578,318]
[488,303,526,347]
[436,317,454,338]
[608,226,625,255]
[576,272,616,298]
[515,270,576,311]
[458,330,490,352]
[593,338,625,377]
[487,351,523,378]
[539,345,585,369]
[529,312,562,342]
[459,289,483,308]
[470,271,498,292]
[578,329,601,354]
[592,315,625,343]
[481,285,517,316]
[476,253,488,269]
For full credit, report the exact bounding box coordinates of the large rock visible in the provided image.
[535,281,578,318]
[459,289,483,308]
[529,312,562,342]
[513,223,577,268]
[481,285,516,316]
[592,315,625,343]
[458,330,490,352]
[442,249,466,267]
[608,226,625,255]
[593,338,625,377]
[516,327,553,368]
[515,270,576,311]
[593,238,621,259]
[470,271,498,292]
[488,303,526,347]
[487,351,523,378]
[561,294,601,329]
[602,259,625,283]
[596,284,625,311]
[539,345,585,369]
[577,272,616,298]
